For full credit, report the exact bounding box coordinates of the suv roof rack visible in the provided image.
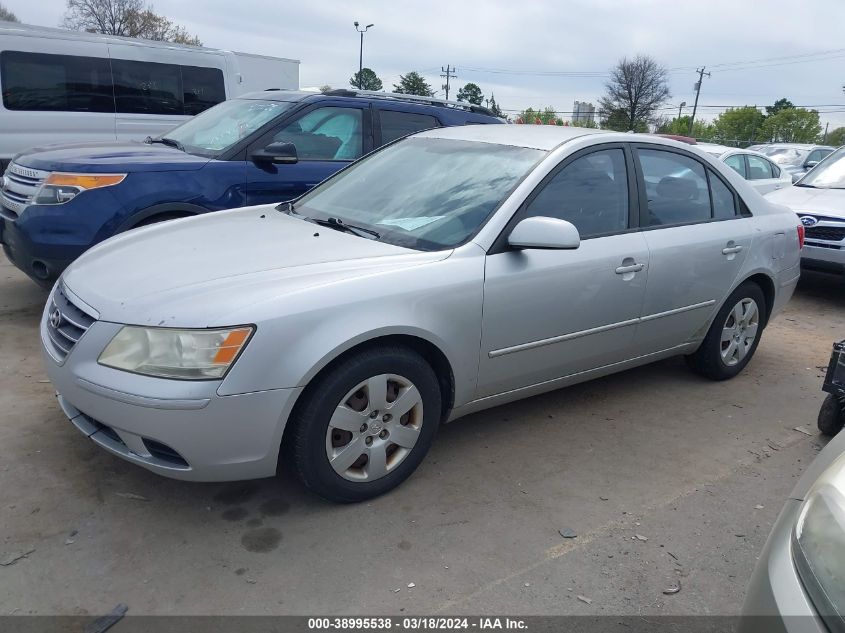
[323,89,499,118]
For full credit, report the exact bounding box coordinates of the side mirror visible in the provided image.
[508,216,581,250]
[804,160,819,169]
[251,141,298,164]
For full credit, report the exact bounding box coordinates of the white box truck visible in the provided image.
[0,21,299,168]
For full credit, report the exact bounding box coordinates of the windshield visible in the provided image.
[762,147,808,166]
[798,147,845,189]
[161,99,297,157]
[293,137,544,251]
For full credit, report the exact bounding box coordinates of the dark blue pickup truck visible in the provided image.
[0,89,503,285]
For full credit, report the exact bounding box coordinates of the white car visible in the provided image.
[767,145,845,276]
[696,144,792,194]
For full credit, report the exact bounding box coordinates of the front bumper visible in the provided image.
[739,500,827,633]
[1,218,75,286]
[40,297,302,482]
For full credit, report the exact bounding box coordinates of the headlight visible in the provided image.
[793,451,845,629]
[34,173,126,205]
[98,326,254,380]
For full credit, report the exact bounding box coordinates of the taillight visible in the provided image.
[797,224,805,249]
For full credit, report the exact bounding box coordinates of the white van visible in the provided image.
[0,22,299,168]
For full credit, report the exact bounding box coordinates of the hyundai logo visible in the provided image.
[800,216,819,227]
[49,308,62,329]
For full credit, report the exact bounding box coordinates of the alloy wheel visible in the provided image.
[720,298,760,367]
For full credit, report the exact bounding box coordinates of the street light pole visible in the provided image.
[678,101,686,121]
[353,21,374,89]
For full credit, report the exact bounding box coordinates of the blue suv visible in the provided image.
[0,89,503,285]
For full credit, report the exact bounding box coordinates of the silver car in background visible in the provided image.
[696,143,792,194]
[42,125,802,502]
[757,143,835,183]
[767,146,845,277]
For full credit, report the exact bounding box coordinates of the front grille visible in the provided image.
[45,285,97,361]
[806,225,845,242]
[1,162,50,220]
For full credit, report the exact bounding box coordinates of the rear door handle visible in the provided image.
[722,245,743,255]
[615,263,644,274]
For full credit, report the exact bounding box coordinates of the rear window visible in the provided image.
[1,51,114,112]
[379,110,439,144]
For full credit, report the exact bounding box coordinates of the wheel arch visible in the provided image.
[118,202,208,232]
[281,333,457,451]
[740,272,776,327]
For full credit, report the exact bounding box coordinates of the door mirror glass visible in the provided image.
[251,141,298,164]
[508,217,580,250]
[804,160,819,169]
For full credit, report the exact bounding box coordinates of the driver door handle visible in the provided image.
[615,263,644,274]
[722,245,743,255]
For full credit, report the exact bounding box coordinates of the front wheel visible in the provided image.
[686,282,767,380]
[288,346,442,503]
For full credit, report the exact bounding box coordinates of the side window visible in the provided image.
[523,148,629,238]
[638,148,710,226]
[112,59,183,115]
[709,171,737,220]
[769,160,781,178]
[273,107,363,160]
[723,154,746,178]
[181,66,225,115]
[0,51,113,113]
[379,110,439,144]
[746,154,773,180]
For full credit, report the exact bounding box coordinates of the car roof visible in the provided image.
[765,143,833,151]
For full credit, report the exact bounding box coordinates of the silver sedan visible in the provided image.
[42,125,802,502]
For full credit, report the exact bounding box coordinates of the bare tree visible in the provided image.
[63,0,201,45]
[599,55,670,131]
[0,3,20,21]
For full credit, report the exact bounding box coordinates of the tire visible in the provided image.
[818,394,845,436]
[288,345,442,503]
[686,281,767,381]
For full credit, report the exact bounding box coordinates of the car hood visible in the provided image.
[62,206,450,326]
[766,186,845,219]
[14,141,210,173]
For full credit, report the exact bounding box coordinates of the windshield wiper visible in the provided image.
[794,183,817,188]
[307,216,381,240]
[145,136,185,152]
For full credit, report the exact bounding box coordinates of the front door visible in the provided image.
[477,146,649,398]
[246,104,370,205]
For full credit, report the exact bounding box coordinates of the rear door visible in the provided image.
[745,153,786,194]
[245,102,372,205]
[631,145,754,356]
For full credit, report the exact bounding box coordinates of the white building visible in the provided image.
[573,100,596,124]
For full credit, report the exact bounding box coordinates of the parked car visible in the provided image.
[756,143,835,183]
[0,21,299,171]
[696,143,792,194]
[767,146,845,276]
[41,126,802,502]
[0,89,503,286]
[740,423,845,633]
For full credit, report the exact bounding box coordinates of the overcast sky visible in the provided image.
[7,0,845,129]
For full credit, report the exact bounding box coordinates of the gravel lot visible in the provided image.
[1,250,843,617]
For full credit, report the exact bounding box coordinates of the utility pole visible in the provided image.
[688,67,710,136]
[441,65,456,100]
[823,122,830,143]
[353,22,374,89]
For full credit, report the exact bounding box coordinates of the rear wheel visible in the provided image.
[818,394,845,436]
[288,346,441,503]
[687,282,767,380]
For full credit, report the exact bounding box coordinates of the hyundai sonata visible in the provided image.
[42,125,802,502]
